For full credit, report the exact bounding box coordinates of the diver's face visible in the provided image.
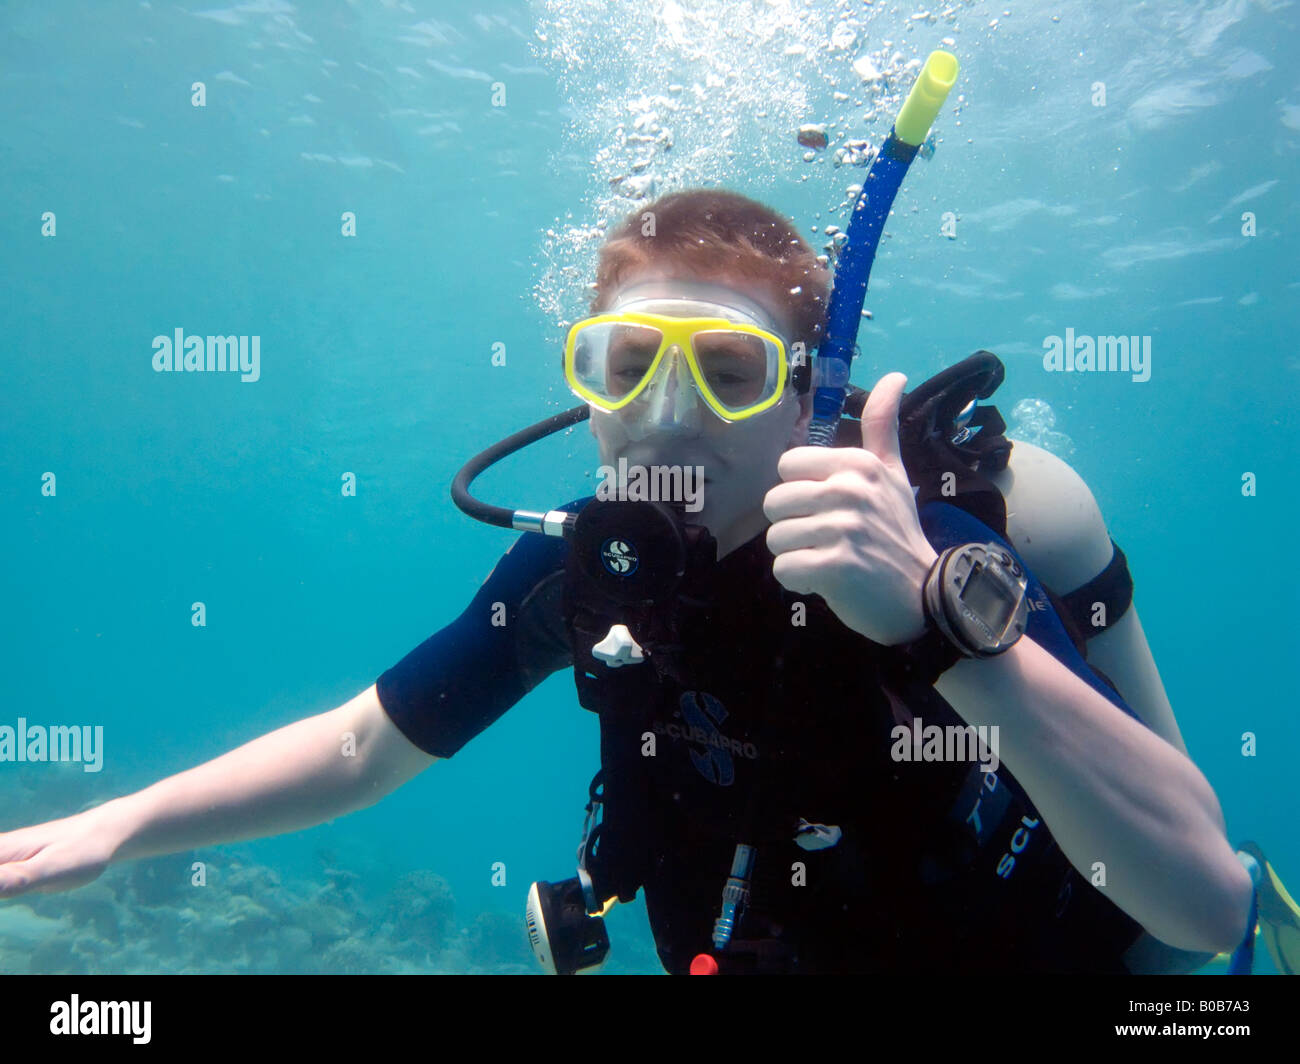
[586,275,813,555]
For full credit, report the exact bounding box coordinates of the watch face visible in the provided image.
[944,545,1029,654]
[959,561,1021,635]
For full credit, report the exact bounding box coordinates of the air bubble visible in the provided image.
[1007,399,1075,457]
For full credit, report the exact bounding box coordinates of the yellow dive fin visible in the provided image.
[1238,841,1299,975]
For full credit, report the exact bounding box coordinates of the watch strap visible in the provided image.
[892,551,966,687]
[894,623,966,687]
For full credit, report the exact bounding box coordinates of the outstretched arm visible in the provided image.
[0,684,434,898]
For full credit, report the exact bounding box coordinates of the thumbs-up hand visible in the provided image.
[764,372,939,646]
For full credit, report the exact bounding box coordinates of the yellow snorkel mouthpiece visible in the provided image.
[894,50,960,147]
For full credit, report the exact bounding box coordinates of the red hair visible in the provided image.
[589,188,830,353]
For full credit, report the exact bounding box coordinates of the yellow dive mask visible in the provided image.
[564,284,792,423]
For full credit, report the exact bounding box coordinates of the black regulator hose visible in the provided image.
[450,403,590,530]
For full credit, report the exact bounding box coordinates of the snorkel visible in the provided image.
[453,51,959,530]
[807,49,959,446]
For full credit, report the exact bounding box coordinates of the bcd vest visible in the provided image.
[560,352,1140,973]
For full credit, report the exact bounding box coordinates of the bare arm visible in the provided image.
[0,684,434,897]
[936,637,1251,953]
[110,683,434,860]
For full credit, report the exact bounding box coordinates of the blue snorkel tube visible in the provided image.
[807,50,960,446]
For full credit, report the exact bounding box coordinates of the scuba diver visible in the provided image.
[441,186,1268,975]
[1,53,1294,979]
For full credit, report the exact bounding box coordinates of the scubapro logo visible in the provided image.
[600,537,638,576]
[664,692,759,785]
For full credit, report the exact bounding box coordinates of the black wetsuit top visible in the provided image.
[376,499,1146,974]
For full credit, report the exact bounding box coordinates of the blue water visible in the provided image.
[2,0,1296,975]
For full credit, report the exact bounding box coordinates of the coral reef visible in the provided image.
[0,782,663,974]
[0,847,669,974]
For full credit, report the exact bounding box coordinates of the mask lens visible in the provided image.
[605,323,663,399]
[692,330,780,411]
[571,321,664,403]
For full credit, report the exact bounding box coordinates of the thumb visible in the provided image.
[860,372,907,474]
